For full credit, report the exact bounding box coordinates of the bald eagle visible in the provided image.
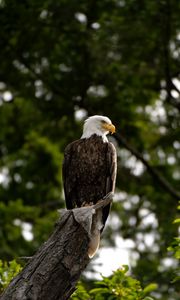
[62,115,117,233]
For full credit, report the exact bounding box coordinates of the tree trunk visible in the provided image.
[1,211,90,300]
[1,195,112,300]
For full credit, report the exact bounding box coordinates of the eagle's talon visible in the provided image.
[81,201,94,207]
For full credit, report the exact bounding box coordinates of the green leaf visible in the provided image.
[173,218,180,224]
[142,283,158,295]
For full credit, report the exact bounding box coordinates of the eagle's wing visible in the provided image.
[63,139,117,222]
[62,142,76,209]
[106,142,117,193]
[102,142,117,228]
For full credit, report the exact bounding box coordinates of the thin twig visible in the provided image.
[115,133,180,200]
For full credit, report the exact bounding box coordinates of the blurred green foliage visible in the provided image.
[167,203,180,283]
[71,266,157,300]
[0,260,22,293]
[0,0,180,298]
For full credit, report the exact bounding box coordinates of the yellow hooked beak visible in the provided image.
[102,123,116,134]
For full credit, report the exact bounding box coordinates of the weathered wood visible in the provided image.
[1,212,90,300]
[1,193,113,300]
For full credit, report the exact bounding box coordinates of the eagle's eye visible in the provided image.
[101,120,107,124]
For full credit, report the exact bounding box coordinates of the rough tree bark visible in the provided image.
[0,194,113,300]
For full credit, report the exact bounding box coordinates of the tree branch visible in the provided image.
[160,0,180,112]
[1,194,113,300]
[115,133,180,200]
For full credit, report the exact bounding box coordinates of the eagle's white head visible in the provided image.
[81,115,116,142]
